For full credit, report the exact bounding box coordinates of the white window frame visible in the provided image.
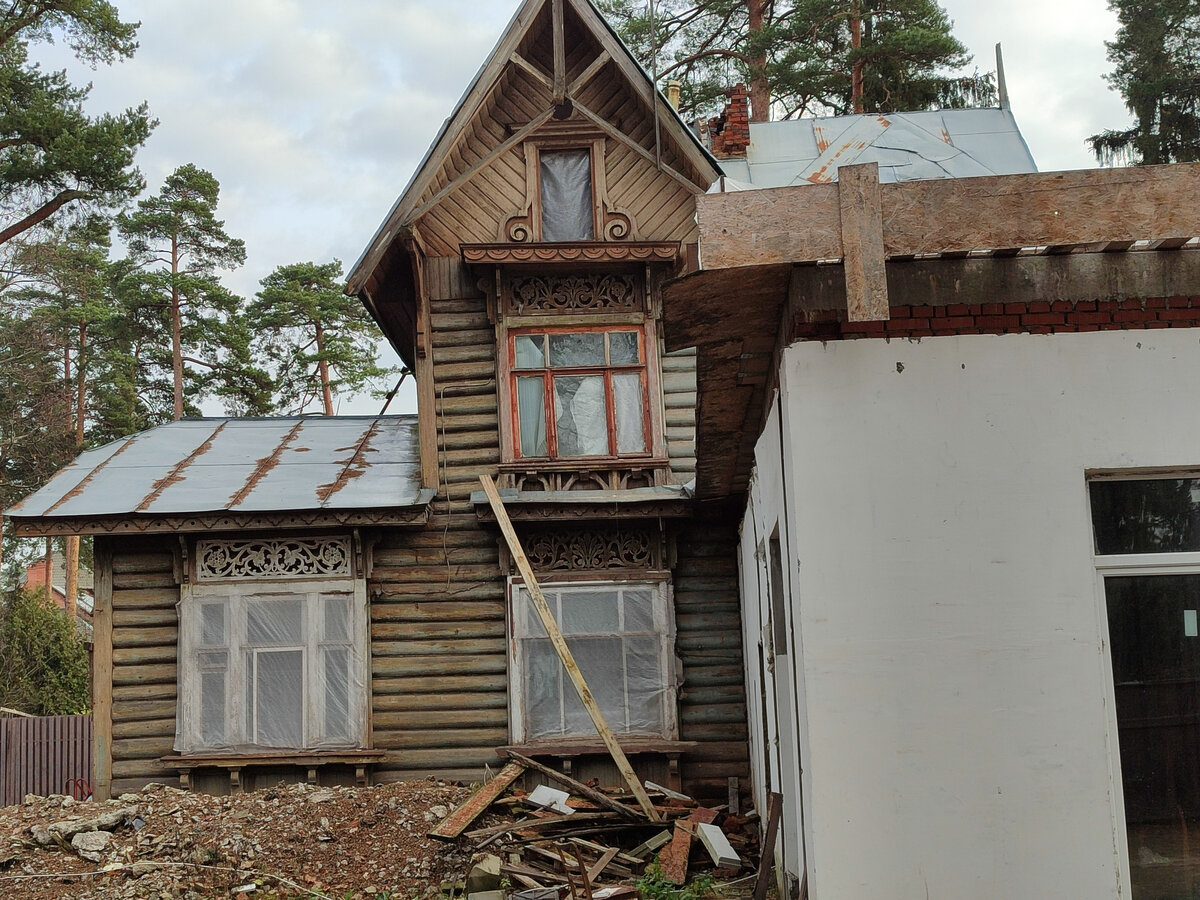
[506,576,678,743]
[1090,474,1200,896]
[176,576,370,754]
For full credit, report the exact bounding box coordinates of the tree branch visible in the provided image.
[0,190,89,245]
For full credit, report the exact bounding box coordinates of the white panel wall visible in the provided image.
[766,328,1200,900]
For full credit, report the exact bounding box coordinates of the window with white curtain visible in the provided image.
[176,557,367,754]
[509,580,676,742]
[510,327,649,460]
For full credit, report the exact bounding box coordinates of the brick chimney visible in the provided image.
[708,84,750,158]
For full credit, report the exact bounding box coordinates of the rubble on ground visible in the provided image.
[0,769,763,899]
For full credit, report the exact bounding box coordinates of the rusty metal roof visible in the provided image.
[6,416,431,523]
[716,108,1037,188]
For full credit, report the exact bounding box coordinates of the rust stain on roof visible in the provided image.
[316,420,381,504]
[41,435,140,516]
[137,422,227,512]
[228,420,306,507]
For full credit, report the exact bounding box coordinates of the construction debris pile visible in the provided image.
[429,751,762,899]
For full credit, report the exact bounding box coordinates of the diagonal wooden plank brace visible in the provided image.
[479,474,661,822]
[429,758,526,839]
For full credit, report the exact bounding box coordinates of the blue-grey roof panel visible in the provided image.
[7,416,427,521]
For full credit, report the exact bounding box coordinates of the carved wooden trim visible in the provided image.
[462,242,680,266]
[196,537,352,581]
[478,499,690,522]
[505,271,642,315]
[497,465,663,492]
[8,507,430,537]
[520,525,662,571]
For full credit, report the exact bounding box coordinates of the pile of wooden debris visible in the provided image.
[430,750,767,899]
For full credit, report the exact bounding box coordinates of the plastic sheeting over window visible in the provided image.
[511,582,676,741]
[176,580,366,754]
[540,149,594,242]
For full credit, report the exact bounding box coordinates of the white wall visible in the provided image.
[762,328,1200,900]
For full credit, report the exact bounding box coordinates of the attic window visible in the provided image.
[539,149,594,242]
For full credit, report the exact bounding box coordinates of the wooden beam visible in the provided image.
[571,100,703,194]
[503,749,642,819]
[569,51,611,95]
[698,162,1200,270]
[408,108,556,223]
[511,52,552,92]
[552,0,566,104]
[480,474,661,823]
[429,759,527,839]
[838,162,889,321]
[92,539,114,801]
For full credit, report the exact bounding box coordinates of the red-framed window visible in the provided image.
[509,326,650,460]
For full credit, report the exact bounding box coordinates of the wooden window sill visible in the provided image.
[160,749,386,792]
[498,739,696,792]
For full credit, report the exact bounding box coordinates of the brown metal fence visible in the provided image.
[0,715,92,805]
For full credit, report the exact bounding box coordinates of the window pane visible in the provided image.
[1105,575,1200,897]
[625,637,665,733]
[324,648,350,741]
[561,591,619,634]
[517,376,548,457]
[201,603,225,646]
[525,638,563,739]
[515,335,545,369]
[247,597,303,645]
[612,373,646,453]
[563,637,625,733]
[254,649,304,747]
[549,333,604,367]
[540,149,594,242]
[201,672,225,746]
[555,375,608,456]
[623,589,655,633]
[323,594,350,643]
[609,331,640,365]
[1091,479,1200,554]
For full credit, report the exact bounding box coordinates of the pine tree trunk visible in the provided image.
[63,322,85,625]
[748,0,771,121]
[171,233,184,421]
[316,323,334,416]
[851,4,864,114]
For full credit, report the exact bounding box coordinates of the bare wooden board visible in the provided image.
[428,759,526,839]
[658,807,718,885]
[753,792,784,900]
[838,163,888,322]
[502,750,641,820]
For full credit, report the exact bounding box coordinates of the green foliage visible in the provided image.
[1089,0,1200,166]
[0,2,153,246]
[250,260,396,415]
[636,861,717,899]
[117,164,272,420]
[599,0,991,120]
[0,587,90,715]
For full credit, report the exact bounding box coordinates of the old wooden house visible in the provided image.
[6,0,748,805]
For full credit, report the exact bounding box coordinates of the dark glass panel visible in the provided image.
[1092,480,1200,554]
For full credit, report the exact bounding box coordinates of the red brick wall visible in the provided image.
[791,297,1200,342]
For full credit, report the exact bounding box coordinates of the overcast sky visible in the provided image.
[41,0,1131,415]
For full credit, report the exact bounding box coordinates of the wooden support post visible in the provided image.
[91,540,113,801]
[839,162,889,322]
[551,0,567,104]
[480,474,661,822]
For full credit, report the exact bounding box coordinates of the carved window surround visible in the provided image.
[196,537,353,582]
[497,461,669,492]
[499,137,637,243]
[508,524,667,573]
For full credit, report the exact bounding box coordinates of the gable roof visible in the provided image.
[717,108,1036,189]
[6,416,432,535]
[346,0,720,296]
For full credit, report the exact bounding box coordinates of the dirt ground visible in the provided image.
[0,779,481,899]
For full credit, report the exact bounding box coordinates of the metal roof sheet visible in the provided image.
[7,416,429,522]
[713,108,1036,190]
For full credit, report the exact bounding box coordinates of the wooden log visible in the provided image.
[429,759,526,839]
[479,474,660,823]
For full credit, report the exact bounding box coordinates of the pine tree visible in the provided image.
[117,164,271,420]
[1089,0,1200,166]
[599,0,992,121]
[250,260,396,415]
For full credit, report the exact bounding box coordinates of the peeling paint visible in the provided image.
[316,420,382,504]
[42,435,139,516]
[137,422,228,512]
[228,421,305,507]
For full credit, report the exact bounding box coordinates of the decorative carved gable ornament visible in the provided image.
[501,136,638,243]
[519,525,663,571]
[507,271,642,314]
[196,537,352,581]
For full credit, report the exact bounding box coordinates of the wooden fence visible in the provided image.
[0,714,92,805]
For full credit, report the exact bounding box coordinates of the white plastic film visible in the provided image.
[540,149,594,242]
[613,373,646,453]
[515,583,674,740]
[176,583,364,754]
[555,375,607,456]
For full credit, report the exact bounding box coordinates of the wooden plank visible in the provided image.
[838,163,889,322]
[92,539,114,801]
[753,791,784,900]
[511,52,552,92]
[569,51,611,95]
[429,759,526,839]
[698,162,1200,269]
[480,474,660,822]
[503,750,641,819]
[658,806,718,885]
[551,0,566,104]
[587,847,619,882]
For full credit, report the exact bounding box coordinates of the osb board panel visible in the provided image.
[698,162,1200,269]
